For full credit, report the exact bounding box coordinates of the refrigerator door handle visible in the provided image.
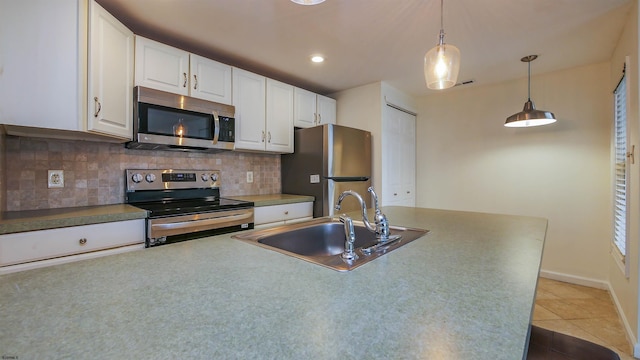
[324,176,370,182]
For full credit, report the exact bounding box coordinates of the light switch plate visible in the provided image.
[48,170,64,188]
[246,171,254,183]
[310,174,320,184]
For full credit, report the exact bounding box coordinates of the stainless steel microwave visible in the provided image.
[127,86,235,152]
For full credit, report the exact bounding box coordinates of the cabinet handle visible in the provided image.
[394,193,398,196]
[93,97,101,118]
[193,74,198,90]
[407,191,410,194]
[314,113,318,125]
[284,211,289,215]
[267,131,271,143]
[261,130,265,142]
[79,238,87,245]
[317,113,322,125]
[183,72,187,88]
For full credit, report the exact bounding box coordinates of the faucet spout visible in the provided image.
[335,190,375,232]
[335,187,391,243]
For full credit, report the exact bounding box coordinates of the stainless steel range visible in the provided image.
[125,169,254,247]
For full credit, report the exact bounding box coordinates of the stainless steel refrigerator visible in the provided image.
[281,124,372,217]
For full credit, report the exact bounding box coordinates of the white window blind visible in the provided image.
[613,71,628,258]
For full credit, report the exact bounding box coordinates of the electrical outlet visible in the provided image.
[48,170,64,188]
[246,171,254,183]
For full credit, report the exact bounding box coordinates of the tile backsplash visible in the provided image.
[4,136,280,212]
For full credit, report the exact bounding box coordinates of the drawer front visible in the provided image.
[0,220,145,267]
[254,202,313,225]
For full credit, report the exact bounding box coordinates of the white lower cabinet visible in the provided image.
[0,220,145,274]
[254,202,313,229]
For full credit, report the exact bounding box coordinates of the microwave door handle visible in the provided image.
[212,110,220,144]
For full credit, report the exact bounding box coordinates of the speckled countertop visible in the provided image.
[0,204,148,235]
[226,193,314,207]
[0,207,546,359]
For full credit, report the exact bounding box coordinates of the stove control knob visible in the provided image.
[211,173,218,182]
[201,174,209,182]
[145,173,156,183]
[131,173,143,183]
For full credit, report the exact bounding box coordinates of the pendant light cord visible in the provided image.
[438,0,445,46]
[527,60,531,101]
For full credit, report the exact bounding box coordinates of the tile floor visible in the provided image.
[532,277,635,359]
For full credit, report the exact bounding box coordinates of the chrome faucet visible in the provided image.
[335,187,390,243]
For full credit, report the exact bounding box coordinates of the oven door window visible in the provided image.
[139,103,213,140]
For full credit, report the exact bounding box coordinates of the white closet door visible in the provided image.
[382,106,416,207]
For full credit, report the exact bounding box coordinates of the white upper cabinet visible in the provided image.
[134,36,190,96]
[317,95,337,125]
[265,79,294,153]
[294,88,317,128]
[190,54,232,104]
[134,36,232,104]
[294,87,336,128]
[232,68,293,153]
[233,68,266,151]
[88,1,134,139]
[0,0,134,141]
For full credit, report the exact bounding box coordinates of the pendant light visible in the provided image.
[290,0,325,5]
[424,0,460,90]
[505,55,556,127]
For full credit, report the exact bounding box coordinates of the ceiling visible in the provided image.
[96,0,633,97]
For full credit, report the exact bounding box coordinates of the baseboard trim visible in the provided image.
[539,270,609,289]
[539,269,640,358]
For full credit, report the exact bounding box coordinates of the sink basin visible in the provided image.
[232,217,429,271]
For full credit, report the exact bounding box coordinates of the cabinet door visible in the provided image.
[0,220,144,267]
[0,0,82,130]
[134,36,189,95]
[233,68,266,151]
[190,54,232,104]
[293,87,317,128]
[266,79,294,153]
[87,1,134,140]
[317,95,337,125]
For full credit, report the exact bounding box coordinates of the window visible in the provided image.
[613,63,628,269]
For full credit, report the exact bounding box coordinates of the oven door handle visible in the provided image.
[151,212,252,231]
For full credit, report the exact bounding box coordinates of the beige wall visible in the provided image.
[609,0,639,350]
[331,81,417,203]
[4,136,280,211]
[417,62,612,282]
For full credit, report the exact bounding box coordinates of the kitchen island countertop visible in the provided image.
[0,207,546,359]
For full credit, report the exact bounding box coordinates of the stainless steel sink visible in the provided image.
[232,217,429,271]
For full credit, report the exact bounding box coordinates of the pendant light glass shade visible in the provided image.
[424,41,461,90]
[424,0,460,90]
[290,0,325,5]
[505,55,556,127]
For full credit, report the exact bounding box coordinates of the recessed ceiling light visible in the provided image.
[291,0,325,5]
[311,55,324,63]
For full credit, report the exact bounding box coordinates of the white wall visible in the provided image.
[609,0,640,350]
[416,62,612,283]
[331,81,416,202]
